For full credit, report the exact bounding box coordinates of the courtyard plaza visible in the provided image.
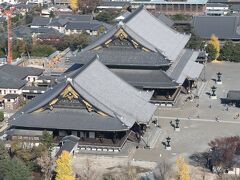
[133,61,240,163]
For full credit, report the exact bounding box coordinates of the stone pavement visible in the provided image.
[132,62,240,164]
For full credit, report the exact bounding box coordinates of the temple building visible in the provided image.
[67,5,204,106]
[8,57,157,151]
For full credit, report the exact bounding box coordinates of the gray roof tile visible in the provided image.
[70,46,170,68]
[192,16,240,39]
[31,17,51,27]
[10,57,156,129]
[112,69,179,89]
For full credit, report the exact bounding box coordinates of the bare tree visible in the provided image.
[36,151,53,180]
[76,159,98,180]
[153,160,171,180]
[208,136,240,170]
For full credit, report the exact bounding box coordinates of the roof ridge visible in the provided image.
[122,4,144,23]
[70,55,99,79]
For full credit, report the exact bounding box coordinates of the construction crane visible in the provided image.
[4,6,15,64]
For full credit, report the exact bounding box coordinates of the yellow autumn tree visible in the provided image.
[209,34,220,60]
[176,156,190,180]
[69,0,79,12]
[55,151,75,180]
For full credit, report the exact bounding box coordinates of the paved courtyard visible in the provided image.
[133,61,240,164]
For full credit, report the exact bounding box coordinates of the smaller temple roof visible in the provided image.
[167,49,203,84]
[69,46,171,68]
[226,90,240,100]
[112,69,179,89]
[81,5,190,62]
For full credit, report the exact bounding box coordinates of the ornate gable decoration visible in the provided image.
[34,84,108,116]
[94,28,150,52]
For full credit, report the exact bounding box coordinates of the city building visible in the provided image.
[8,57,157,150]
[68,5,204,105]
[130,0,208,15]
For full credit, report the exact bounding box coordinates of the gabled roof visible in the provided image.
[69,57,157,126]
[192,16,240,39]
[123,5,190,61]
[82,5,190,61]
[11,56,156,129]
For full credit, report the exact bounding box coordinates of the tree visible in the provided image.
[153,160,171,180]
[31,44,56,57]
[41,130,53,150]
[208,136,240,171]
[206,43,217,62]
[0,141,31,180]
[0,141,8,161]
[0,111,4,122]
[49,11,55,18]
[77,159,97,180]
[220,41,240,62]
[2,157,31,180]
[36,151,52,180]
[208,34,220,60]
[55,151,74,180]
[17,40,26,56]
[176,156,190,180]
[69,0,79,12]
[95,11,119,24]
[79,0,101,14]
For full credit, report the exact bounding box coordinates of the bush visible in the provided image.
[96,11,119,24]
[220,41,240,62]
[31,44,56,57]
[206,43,217,62]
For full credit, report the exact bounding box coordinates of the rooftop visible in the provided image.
[82,5,190,61]
[131,0,208,5]
[10,56,156,130]
[192,16,240,40]
[70,44,171,68]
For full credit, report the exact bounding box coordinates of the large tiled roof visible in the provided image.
[123,5,190,61]
[112,69,179,89]
[192,16,240,39]
[82,5,190,61]
[69,45,171,68]
[11,109,129,131]
[10,56,156,130]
